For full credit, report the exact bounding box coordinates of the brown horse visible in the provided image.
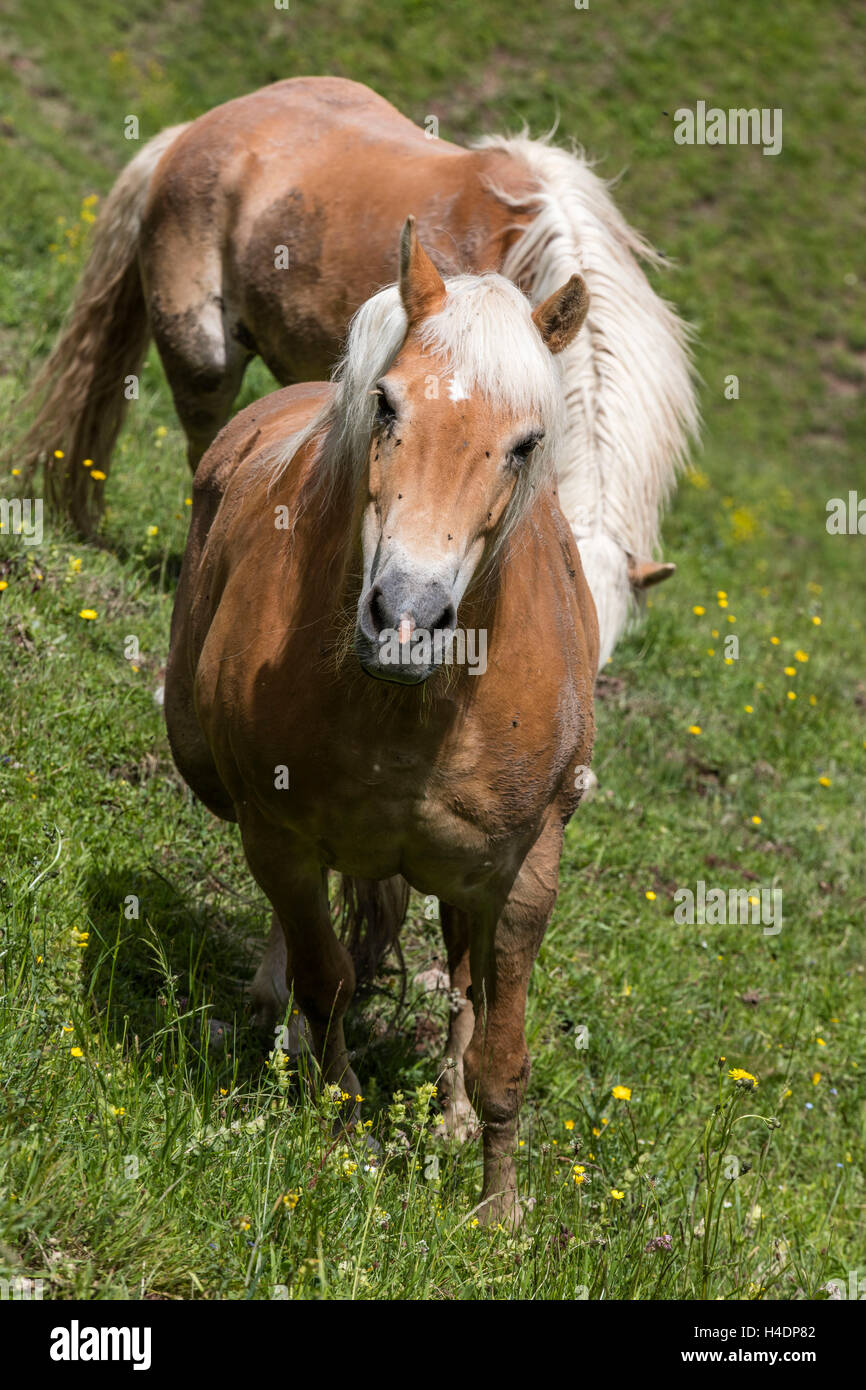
[20,75,696,668]
[164,221,598,1224]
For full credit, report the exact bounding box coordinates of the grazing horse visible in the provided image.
[164,221,598,1224]
[20,75,696,668]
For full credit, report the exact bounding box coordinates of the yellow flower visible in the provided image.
[610,1189,625,1200]
[688,725,701,735]
[784,666,796,676]
[728,1068,758,1087]
[53,449,65,459]
[611,1085,631,1101]
[692,605,705,615]
[110,1105,125,1116]
[573,1165,585,1174]
[91,469,107,481]
[744,704,753,713]
[816,1038,826,1047]
[573,1173,586,1185]
[239,1218,251,1232]
[770,636,779,645]
[787,691,796,701]
[812,1072,820,1085]
[706,648,715,656]
[809,695,818,706]
[592,1127,601,1137]
[751,815,762,825]
[564,1119,575,1130]
[79,609,98,621]
[147,525,158,537]
[812,616,821,626]
[282,1190,301,1210]
[818,776,831,787]
[645,890,656,901]
[82,458,93,468]
[61,1023,73,1033]
[717,590,727,600]
[184,497,192,506]
[0,581,7,592]
[794,650,808,662]
[11,467,20,477]
[70,1047,84,1058]
[155,425,168,438]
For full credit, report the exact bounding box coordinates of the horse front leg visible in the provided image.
[239,815,361,1121]
[462,817,565,1228]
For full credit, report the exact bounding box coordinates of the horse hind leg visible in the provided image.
[151,290,254,471]
[437,903,478,1142]
[249,912,311,1057]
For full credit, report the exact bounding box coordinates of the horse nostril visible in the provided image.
[367,586,388,636]
[431,603,456,633]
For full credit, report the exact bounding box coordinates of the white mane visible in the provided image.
[273,272,568,554]
[475,132,700,666]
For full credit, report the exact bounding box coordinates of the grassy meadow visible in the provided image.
[0,0,864,1300]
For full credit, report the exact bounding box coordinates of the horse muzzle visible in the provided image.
[355,569,457,685]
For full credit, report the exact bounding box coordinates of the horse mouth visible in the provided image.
[354,630,439,685]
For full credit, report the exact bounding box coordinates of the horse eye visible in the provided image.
[374,385,397,429]
[509,432,544,467]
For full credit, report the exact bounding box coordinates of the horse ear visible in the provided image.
[399,216,446,325]
[532,274,589,354]
[628,557,677,590]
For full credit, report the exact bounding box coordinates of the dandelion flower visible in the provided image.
[645,890,656,901]
[751,815,762,825]
[53,449,65,459]
[812,1072,820,1085]
[744,704,753,713]
[795,650,809,662]
[688,724,701,735]
[770,636,779,645]
[564,1119,575,1131]
[818,776,831,787]
[70,1047,84,1058]
[787,691,796,701]
[784,666,796,676]
[692,605,705,615]
[91,469,107,481]
[728,1068,758,1087]
[812,616,821,626]
[611,1085,631,1101]
[147,525,158,537]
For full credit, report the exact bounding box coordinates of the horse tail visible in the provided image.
[338,874,411,989]
[13,123,188,534]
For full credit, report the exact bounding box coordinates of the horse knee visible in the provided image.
[292,939,356,1028]
[463,1040,530,1128]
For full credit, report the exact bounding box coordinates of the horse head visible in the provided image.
[353,217,589,684]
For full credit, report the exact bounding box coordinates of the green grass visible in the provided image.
[1,0,864,1300]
